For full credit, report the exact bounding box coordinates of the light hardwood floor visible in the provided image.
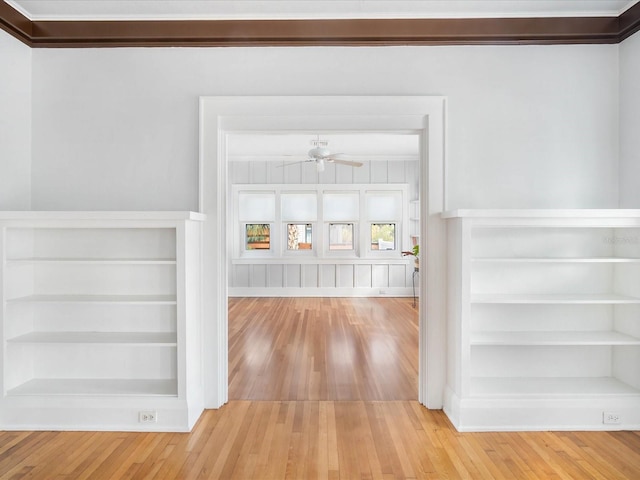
[228,297,419,401]
[1,297,639,479]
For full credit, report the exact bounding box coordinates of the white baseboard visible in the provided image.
[0,397,201,432]
[444,387,640,432]
[228,287,415,297]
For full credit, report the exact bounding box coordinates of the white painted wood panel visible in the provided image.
[285,264,301,288]
[335,164,354,184]
[250,162,268,184]
[302,264,319,288]
[370,161,388,184]
[371,264,389,288]
[355,264,372,288]
[388,160,407,184]
[231,162,250,184]
[320,163,337,184]
[321,264,336,288]
[302,164,319,184]
[234,264,250,288]
[353,162,371,184]
[284,164,303,185]
[267,264,283,288]
[251,264,267,288]
[389,264,406,288]
[267,162,284,184]
[337,264,354,288]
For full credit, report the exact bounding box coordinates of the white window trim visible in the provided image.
[231,184,410,262]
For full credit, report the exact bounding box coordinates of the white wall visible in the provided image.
[620,31,640,207]
[0,30,31,210]
[31,45,619,211]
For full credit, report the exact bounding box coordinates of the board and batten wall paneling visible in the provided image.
[229,159,417,296]
[230,160,418,190]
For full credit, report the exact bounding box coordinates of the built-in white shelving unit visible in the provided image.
[0,212,205,431]
[442,209,640,431]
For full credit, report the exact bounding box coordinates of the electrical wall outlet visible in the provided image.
[603,412,621,424]
[139,411,157,423]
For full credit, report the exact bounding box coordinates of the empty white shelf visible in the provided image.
[7,332,177,346]
[7,295,177,304]
[471,294,640,304]
[7,378,178,397]
[470,377,640,397]
[6,258,177,265]
[471,331,640,346]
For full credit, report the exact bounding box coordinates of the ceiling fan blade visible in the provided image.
[325,153,348,160]
[276,159,313,168]
[327,158,364,167]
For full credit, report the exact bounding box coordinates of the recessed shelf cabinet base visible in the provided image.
[0,212,205,432]
[443,209,640,432]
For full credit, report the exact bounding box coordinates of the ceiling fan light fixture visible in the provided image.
[308,146,331,159]
[277,138,362,170]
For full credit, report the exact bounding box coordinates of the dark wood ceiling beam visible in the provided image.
[0,1,32,45]
[619,0,640,40]
[1,1,639,48]
[26,17,623,47]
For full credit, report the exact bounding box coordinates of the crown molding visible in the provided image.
[1,2,639,48]
[619,0,640,40]
[0,1,31,45]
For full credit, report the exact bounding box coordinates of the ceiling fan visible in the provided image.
[279,138,364,172]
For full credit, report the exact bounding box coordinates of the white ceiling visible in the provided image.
[7,0,638,21]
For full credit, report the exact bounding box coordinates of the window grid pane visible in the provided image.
[287,224,313,250]
[246,224,271,250]
[371,223,396,250]
[329,223,354,250]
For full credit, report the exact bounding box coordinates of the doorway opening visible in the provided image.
[200,96,447,410]
[226,131,422,401]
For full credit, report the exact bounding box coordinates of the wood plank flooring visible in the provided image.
[1,297,640,479]
[228,297,419,401]
[2,401,640,479]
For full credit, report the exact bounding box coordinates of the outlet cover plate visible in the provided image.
[603,412,621,424]
[139,411,158,423]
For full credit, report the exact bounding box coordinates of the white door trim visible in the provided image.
[199,96,447,408]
